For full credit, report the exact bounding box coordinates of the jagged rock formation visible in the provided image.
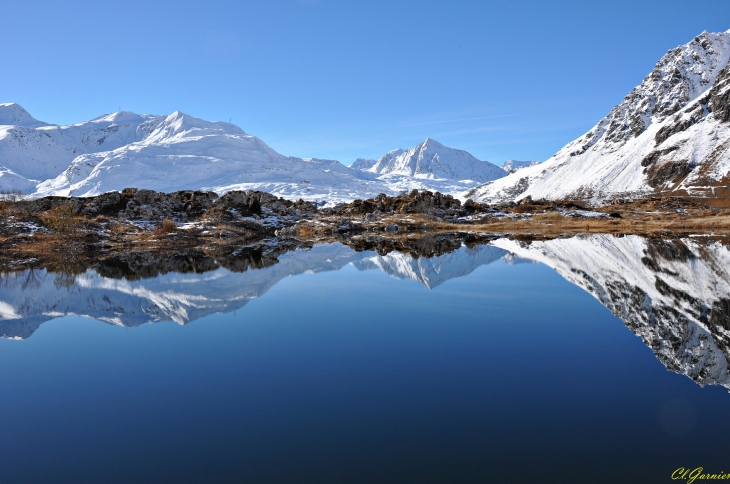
[469,30,730,205]
[18,188,317,224]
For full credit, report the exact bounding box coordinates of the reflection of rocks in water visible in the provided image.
[0,235,506,339]
[493,235,730,389]
[93,246,282,280]
[343,233,494,258]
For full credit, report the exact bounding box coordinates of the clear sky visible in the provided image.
[3,0,730,165]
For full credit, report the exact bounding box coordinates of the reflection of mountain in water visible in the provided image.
[493,235,730,390]
[5,234,730,392]
[0,242,507,339]
[354,245,505,288]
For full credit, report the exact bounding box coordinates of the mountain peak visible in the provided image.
[364,138,505,182]
[90,111,147,125]
[0,103,49,128]
[419,138,445,149]
[150,111,246,138]
[468,29,730,205]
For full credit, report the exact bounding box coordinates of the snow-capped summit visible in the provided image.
[364,138,505,183]
[146,111,247,142]
[468,29,730,204]
[0,103,49,128]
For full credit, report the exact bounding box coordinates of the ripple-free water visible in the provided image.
[0,236,728,483]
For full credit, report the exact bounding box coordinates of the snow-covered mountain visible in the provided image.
[500,159,540,173]
[363,138,504,181]
[0,104,162,193]
[0,242,507,339]
[350,158,377,170]
[31,111,391,204]
[493,235,730,390]
[0,103,49,128]
[0,106,504,203]
[468,29,730,204]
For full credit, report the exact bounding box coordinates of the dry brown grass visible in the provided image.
[39,203,83,236]
[152,219,177,236]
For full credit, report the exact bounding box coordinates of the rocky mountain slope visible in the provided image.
[468,29,730,205]
[493,235,730,389]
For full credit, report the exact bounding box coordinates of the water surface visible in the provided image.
[1,235,728,483]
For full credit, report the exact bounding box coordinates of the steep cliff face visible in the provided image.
[493,235,730,389]
[469,30,730,204]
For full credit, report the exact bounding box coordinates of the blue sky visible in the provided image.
[3,0,730,165]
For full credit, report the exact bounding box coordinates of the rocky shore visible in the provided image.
[1,187,730,272]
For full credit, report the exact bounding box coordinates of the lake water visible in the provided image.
[1,235,729,483]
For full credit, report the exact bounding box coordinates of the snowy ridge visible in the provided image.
[469,29,730,204]
[350,158,378,170]
[492,235,730,389]
[0,243,507,339]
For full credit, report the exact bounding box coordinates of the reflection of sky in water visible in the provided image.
[0,237,729,482]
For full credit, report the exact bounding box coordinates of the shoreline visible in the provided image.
[2,188,730,272]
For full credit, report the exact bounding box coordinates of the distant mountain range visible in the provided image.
[0,104,507,204]
[468,29,730,204]
[5,29,730,206]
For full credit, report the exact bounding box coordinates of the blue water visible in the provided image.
[0,247,728,483]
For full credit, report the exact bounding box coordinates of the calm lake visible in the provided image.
[1,235,728,483]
